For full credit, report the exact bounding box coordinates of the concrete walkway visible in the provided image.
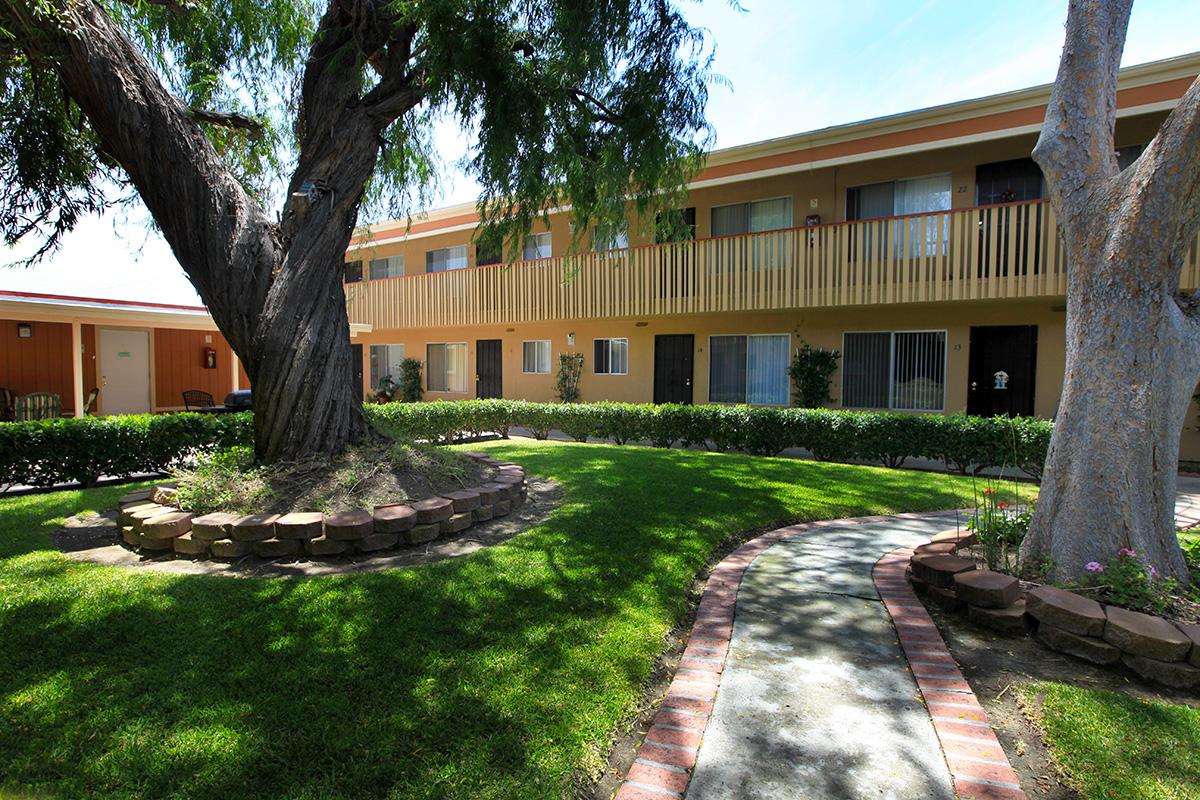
[682,515,958,800]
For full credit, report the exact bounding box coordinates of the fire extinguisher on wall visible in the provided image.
[203,347,217,369]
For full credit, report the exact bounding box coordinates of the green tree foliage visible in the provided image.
[788,340,840,407]
[1,0,716,261]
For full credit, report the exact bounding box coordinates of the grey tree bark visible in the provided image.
[3,0,421,462]
[1020,0,1200,583]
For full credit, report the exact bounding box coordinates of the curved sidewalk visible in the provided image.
[615,512,1007,800]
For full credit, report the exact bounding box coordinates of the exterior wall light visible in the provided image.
[16,322,32,339]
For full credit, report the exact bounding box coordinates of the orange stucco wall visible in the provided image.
[0,319,76,415]
[153,328,237,410]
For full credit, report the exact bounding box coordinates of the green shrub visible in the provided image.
[555,353,585,403]
[0,412,251,489]
[399,358,424,403]
[789,340,840,407]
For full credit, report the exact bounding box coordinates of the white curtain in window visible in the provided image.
[895,175,951,257]
[593,223,629,251]
[426,246,467,272]
[609,339,628,374]
[369,256,403,279]
[711,203,750,237]
[747,334,789,405]
[749,198,793,232]
[369,344,406,389]
[523,341,551,373]
[523,232,552,260]
[445,343,467,392]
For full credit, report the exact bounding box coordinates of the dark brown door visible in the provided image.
[476,339,503,399]
[351,343,364,401]
[967,326,1037,417]
[654,334,694,404]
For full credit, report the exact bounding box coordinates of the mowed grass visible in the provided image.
[1022,682,1200,800]
[2,440,1010,800]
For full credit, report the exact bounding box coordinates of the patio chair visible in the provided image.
[182,390,215,411]
[0,387,14,422]
[15,392,62,421]
[83,387,100,416]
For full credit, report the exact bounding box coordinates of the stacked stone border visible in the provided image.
[907,530,1200,692]
[112,452,527,561]
[613,510,980,800]
[875,547,1029,800]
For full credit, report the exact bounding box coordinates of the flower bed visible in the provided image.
[112,452,528,561]
[907,530,1200,691]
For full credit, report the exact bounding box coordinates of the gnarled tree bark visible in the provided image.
[1021,0,1200,583]
[6,0,422,462]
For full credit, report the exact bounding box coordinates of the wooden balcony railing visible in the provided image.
[345,199,1200,329]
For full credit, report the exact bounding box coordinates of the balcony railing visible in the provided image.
[345,199,1200,329]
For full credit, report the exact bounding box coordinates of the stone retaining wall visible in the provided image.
[114,452,527,561]
[908,530,1200,692]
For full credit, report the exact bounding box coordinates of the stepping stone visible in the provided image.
[1122,653,1200,689]
[406,523,441,544]
[441,490,481,513]
[118,489,154,506]
[138,535,174,551]
[930,528,976,547]
[440,512,473,535]
[323,510,373,540]
[122,504,168,528]
[275,512,324,540]
[231,514,280,542]
[910,554,976,589]
[485,482,519,502]
[473,505,494,523]
[141,511,193,539]
[63,513,119,532]
[356,533,400,553]
[493,474,524,487]
[1036,623,1121,665]
[474,485,502,505]
[210,539,252,558]
[305,536,348,556]
[953,570,1020,609]
[121,526,140,547]
[1178,622,1200,668]
[150,485,179,506]
[914,542,958,556]
[412,497,453,524]
[253,538,301,558]
[1103,606,1192,662]
[173,532,209,556]
[497,465,524,477]
[461,451,488,459]
[493,499,512,517]
[925,585,962,610]
[1026,585,1106,637]
[968,600,1030,635]
[191,512,239,541]
[373,504,416,533]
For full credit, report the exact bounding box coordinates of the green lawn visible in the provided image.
[2,440,1007,800]
[1022,682,1200,800]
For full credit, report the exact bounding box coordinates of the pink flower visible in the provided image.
[1085,562,1105,573]
[1148,565,1159,579]
[1118,547,1137,558]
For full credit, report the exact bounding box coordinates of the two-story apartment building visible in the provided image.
[343,53,1200,456]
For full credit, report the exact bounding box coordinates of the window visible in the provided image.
[593,222,629,251]
[368,256,403,279]
[522,340,552,374]
[523,232,553,260]
[709,334,790,405]
[593,338,628,375]
[344,260,363,283]
[476,236,503,266]
[655,207,697,243]
[975,159,1044,206]
[369,344,405,390]
[710,197,793,236]
[427,342,467,392]
[842,331,946,411]
[1116,143,1146,171]
[847,175,951,258]
[425,245,468,273]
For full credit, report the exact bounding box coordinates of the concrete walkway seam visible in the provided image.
[873,547,1030,800]
[612,510,962,800]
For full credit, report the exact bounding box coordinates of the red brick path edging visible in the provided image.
[613,510,971,800]
[873,547,1029,800]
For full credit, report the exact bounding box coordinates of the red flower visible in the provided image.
[998,502,1007,508]
[983,489,993,495]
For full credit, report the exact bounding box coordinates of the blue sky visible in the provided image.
[5,0,1199,305]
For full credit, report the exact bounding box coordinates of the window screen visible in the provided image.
[426,343,466,392]
[892,331,945,411]
[710,334,789,405]
[523,232,553,260]
[344,260,363,283]
[368,256,403,279]
[842,333,892,408]
[425,246,468,273]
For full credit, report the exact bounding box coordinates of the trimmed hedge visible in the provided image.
[363,399,1051,476]
[0,413,251,489]
[1,400,1050,490]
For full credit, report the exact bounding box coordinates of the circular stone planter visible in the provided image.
[905,528,1200,692]
[113,452,528,563]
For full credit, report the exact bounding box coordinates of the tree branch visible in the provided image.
[113,0,196,16]
[189,106,264,133]
[568,87,624,125]
[1031,0,1133,221]
[1129,75,1200,248]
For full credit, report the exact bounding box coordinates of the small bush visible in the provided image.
[1081,548,1179,616]
[789,341,840,408]
[555,353,585,403]
[965,487,1032,574]
[399,358,424,403]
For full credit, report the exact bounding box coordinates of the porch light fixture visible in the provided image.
[16,322,32,339]
[567,333,576,346]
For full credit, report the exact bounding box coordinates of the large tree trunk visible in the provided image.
[1020,0,1200,583]
[14,0,420,462]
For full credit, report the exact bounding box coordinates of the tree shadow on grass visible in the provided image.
[0,444,982,799]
